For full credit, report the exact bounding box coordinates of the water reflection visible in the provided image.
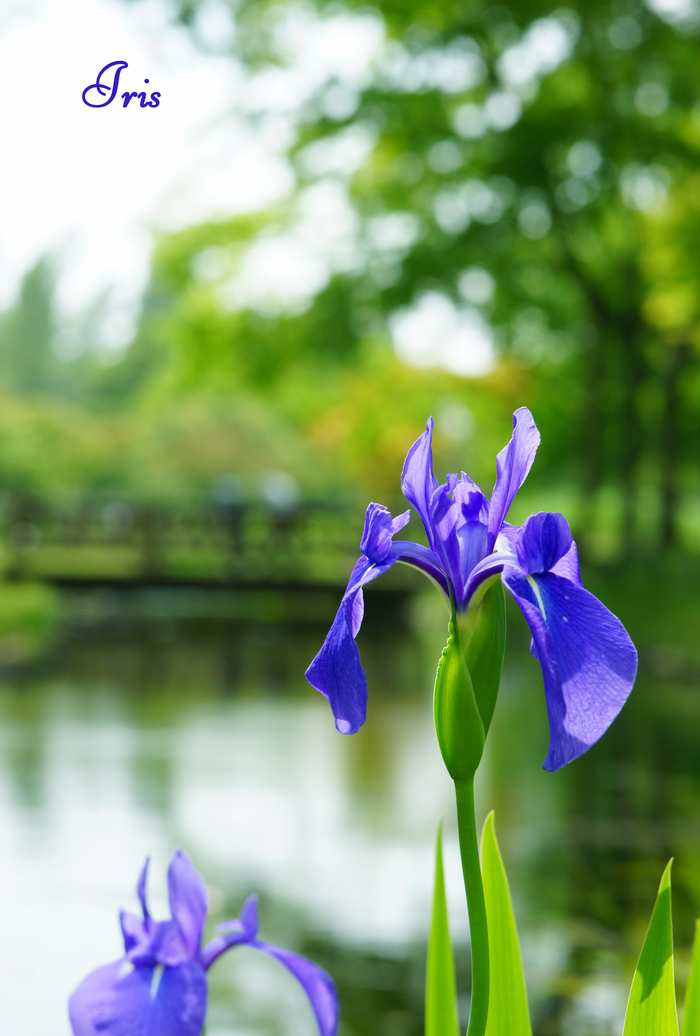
[0,583,699,1035]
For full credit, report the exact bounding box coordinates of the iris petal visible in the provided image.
[136,858,151,924]
[200,900,339,1036]
[515,512,572,575]
[201,895,260,971]
[462,551,509,605]
[551,539,582,586]
[120,910,147,953]
[501,567,637,771]
[387,540,450,599]
[429,483,468,599]
[68,960,207,1036]
[168,850,208,961]
[252,939,339,1036]
[360,503,410,563]
[487,408,540,552]
[306,556,394,734]
[401,418,439,548]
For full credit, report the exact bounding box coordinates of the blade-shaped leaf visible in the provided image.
[623,859,679,1036]
[426,821,460,1036]
[481,812,532,1036]
[681,920,700,1036]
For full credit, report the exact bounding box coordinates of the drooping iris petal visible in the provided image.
[388,540,450,599]
[487,408,541,552]
[167,851,208,961]
[401,418,439,548]
[253,939,339,1036]
[501,566,637,771]
[360,503,410,563]
[69,962,127,1036]
[306,556,394,733]
[515,512,572,576]
[200,898,339,1036]
[201,895,260,970]
[68,960,207,1036]
[306,498,442,734]
[199,930,247,970]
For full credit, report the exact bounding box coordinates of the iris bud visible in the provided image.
[433,580,507,780]
[434,618,485,780]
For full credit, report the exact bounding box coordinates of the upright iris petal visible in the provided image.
[487,407,541,552]
[69,852,340,1036]
[401,417,439,547]
[168,850,208,960]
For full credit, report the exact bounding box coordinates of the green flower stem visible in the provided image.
[454,777,489,1036]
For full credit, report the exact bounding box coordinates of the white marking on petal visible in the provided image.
[526,575,546,620]
[117,960,134,980]
[150,965,165,1001]
[563,616,568,622]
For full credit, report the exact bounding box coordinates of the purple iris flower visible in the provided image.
[69,850,339,1036]
[306,407,637,771]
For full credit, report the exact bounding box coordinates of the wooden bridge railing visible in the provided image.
[2,496,371,587]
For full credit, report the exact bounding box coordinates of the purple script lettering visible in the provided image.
[82,61,128,108]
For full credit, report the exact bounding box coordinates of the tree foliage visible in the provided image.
[106,0,700,555]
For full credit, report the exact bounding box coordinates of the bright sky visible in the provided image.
[0,0,299,344]
[0,0,595,371]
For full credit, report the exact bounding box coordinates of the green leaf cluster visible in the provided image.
[426,813,531,1036]
[427,816,700,1036]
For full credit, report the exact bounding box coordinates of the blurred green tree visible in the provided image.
[0,256,55,394]
[114,0,700,557]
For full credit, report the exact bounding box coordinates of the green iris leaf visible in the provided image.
[426,821,460,1036]
[681,920,700,1036]
[623,859,679,1036]
[481,811,532,1036]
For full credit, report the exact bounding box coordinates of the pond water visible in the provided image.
[1,581,699,1036]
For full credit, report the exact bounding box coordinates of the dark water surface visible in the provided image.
[1,580,700,1036]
